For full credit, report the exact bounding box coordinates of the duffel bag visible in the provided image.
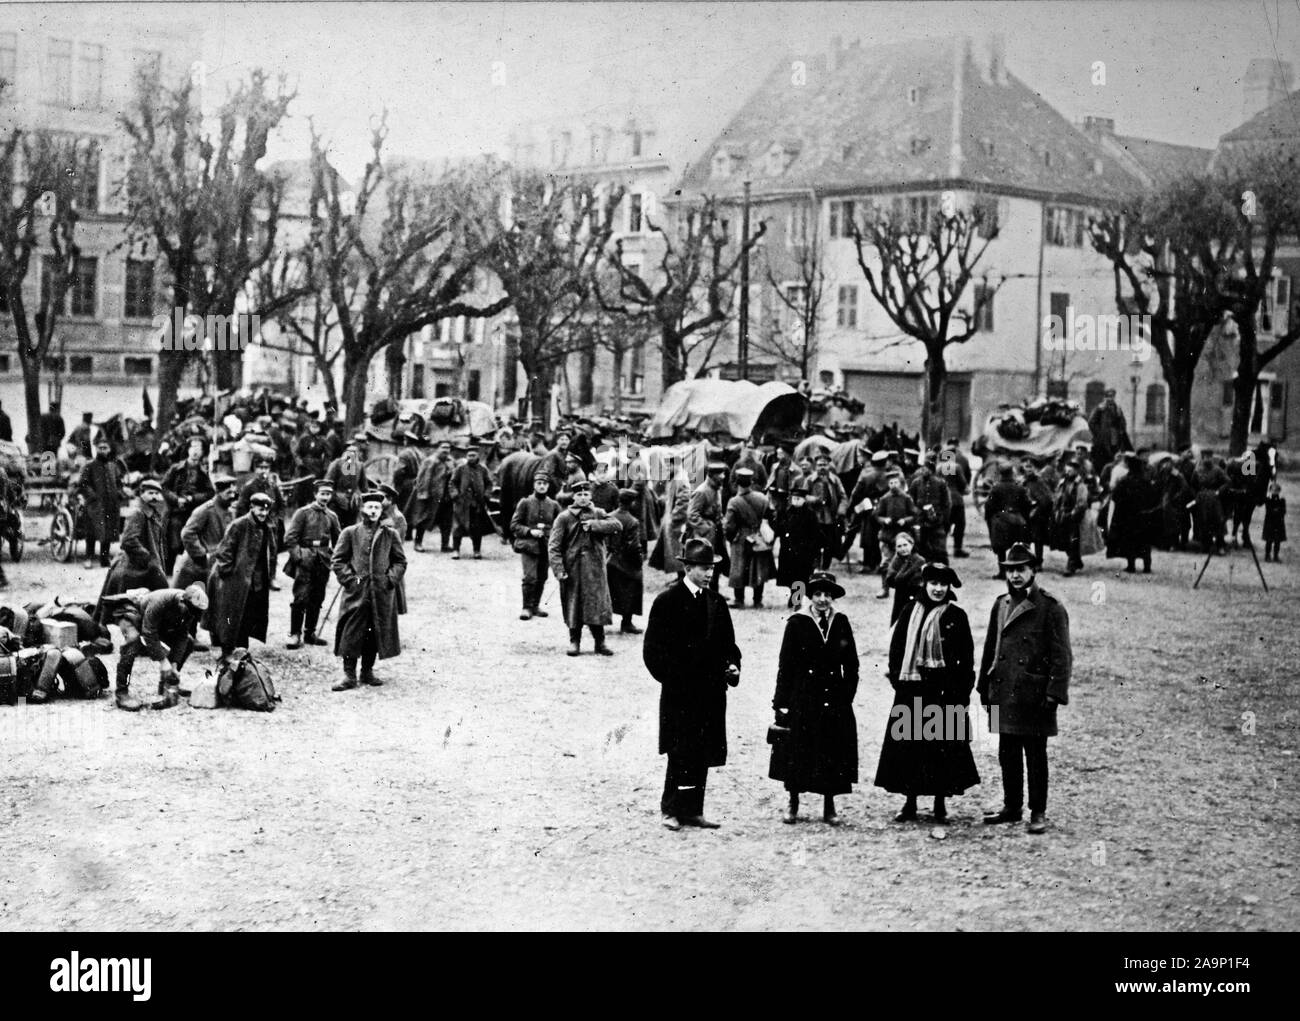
[216,649,277,712]
[57,649,108,700]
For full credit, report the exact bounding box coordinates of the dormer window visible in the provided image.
[631,130,643,157]
[842,143,857,161]
[907,85,920,106]
[910,137,931,156]
[1092,157,1104,175]
[982,138,995,158]
[712,150,733,179]
[766,142,798,176]
[1043,149,1053,168]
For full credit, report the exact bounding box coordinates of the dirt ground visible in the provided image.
[1,499,1297,932]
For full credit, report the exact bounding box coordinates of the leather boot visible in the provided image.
[592,627,613,656]
[566,629,581,656]
[332,662,358,691]
[360,669,383,687]
[150,684,181,710]
[115,687,144,712]
[286,633,303,649]
[304,632,328,646]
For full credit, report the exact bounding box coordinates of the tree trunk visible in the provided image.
[611,344,624,414]
[385,339,406,401]
[154,350,187,436]
[524,358,553,429]
[661,327,685,392]
[501,331,518,406]
[214,350,243,394]
[342,346,371,433]
[21,358,43,452]
[1229,317,1259,456]
[923,347,947,448]
[1166,362,1195,452]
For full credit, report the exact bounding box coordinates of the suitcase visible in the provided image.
[41,620,78,649]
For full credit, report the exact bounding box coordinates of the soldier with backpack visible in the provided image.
[100,584,209,711]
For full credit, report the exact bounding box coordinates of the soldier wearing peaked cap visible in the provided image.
[95,478,169,624]
[207,491,278,663]
[510,470,561,620]
[99,584,209,711]
[283,478,341,649]
[548,479,621,655]
[331,489,405,691]
[325,437,371,529]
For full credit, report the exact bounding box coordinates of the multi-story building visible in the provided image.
[0,9,204,437]
[673,34,1230,447]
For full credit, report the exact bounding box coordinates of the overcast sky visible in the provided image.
[117,1,1300,178]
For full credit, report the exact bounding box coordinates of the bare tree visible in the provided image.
[0,115,93,448]
[464,160,622,427]
[307,120,510,431]
[600,196,767,391]
[119,66,304,433]
[755,229,827,379]
[849,200,1002,445]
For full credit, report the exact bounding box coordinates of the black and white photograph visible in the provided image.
[0,0,1296,955]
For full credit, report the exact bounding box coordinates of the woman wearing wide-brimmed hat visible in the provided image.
[873,562,979,823]
[769,570,859,825]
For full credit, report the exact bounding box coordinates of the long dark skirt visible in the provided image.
[873,674,979,797]
[607,567,643,617]
[769,705,858,796]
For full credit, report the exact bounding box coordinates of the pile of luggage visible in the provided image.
[0,600,113,705]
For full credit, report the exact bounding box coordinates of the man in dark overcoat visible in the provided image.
[449,446,495,559]
[207,492,278,662]
[548,480,621,655]
[330,490,405,690]
[1191,450,1230,554]
[908,450,952,564]
[407,440,455,552]
[283,478,341,648]
[1086,388,1132,474]
[766,443,803,520]
[1051,460,1090,576]
[872,472,918,594]
[538,430,572,500]
[161,437,214,574]
[76,436,126,568]
[607,487,646,634]
[1106,454,1160,573]
[977,543,1072,835]
[325,435,371,528]
[984,463,1032,578]
[172,474,237,590]
[847,449,890,573]
[391,434,423,538]
[94,478,169,623]
[643,538,742,830]
[807,453,848,569]
[939,439,971,558]
[510,470,560,621]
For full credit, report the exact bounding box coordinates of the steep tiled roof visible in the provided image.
[676,36,1147,203]
[1109,135,1212,188]
[1221,88,1300,142]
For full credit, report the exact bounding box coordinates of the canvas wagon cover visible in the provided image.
[646,380,805,440]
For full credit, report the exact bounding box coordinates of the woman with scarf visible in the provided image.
[873,563,979,823]
[769,571,859,825]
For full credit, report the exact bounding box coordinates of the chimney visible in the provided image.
[1081,115,1115,138]
[971,33,1008,85]
[1243,58,1294,121]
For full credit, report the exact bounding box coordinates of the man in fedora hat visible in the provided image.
[283,478,341,649]
[510,470,561,621]
[643,537,742,830]
[548,479,622,655]
[977,542,1071,834]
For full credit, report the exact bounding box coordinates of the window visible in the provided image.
[41,256,66,314]
[907,85,919,106]
[819,370,835,387]
[631,130,643,158]
[69,355,93,375]
[627,193,643,233]
[786,203,812,246]
[467,369,481,403]
[1046,206,1088,248]
[1144,383,1166,425]
[124,258,155,318]
[1258,274,1291,335]
[828,199,856,239]
[837,285,858,328]
[1049,292,1070,341]
[973,194,1001,238]
[841,143,857,161]
[74,140,100,212]
[909,137,931,156]
[124,356,153,377]
[45,355,65,373]
[711,151,731,179]
[1045,378,1069,399]
[973,283,995,332]
[0,354,10,373]
[77,43,103,108]
[981,138,995,158]
[0,33,16,90]
[1222,380,1235,408]
[1043,149,1053,168]
[1084,381,1106,415]
[47,39,72,105]
[71,256,97,316]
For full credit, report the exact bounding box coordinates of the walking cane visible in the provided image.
[1246,539,1269,592]
[318,581,343,628]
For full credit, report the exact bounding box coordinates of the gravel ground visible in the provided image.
[1,500,1297,931]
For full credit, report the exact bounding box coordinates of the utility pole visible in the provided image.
[739,179,751,380]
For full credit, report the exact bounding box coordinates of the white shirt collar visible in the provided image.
[683,576,703,597]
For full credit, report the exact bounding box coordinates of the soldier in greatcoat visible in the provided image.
[510,470,560,621]
[161,437,214,574]
[449,446,495,559]
[95,478,169,623]
[643,538,742,830]
[687,461,729,591]
[722,467,773,609]
[283,478,341,649]
[172,474,237,591]
[977,543,1072,835]
[407,440,455,552]
[607,488,646,634]
[547,479,621,656]
[330,490,405,690]
[325,435,371,528]
[76,436,126,568]
[207,490,277,662]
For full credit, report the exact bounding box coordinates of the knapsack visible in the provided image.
[56,649,108,699]
[216,649,277,711]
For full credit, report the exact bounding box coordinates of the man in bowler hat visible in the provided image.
[643,538,743,830]
[977,542,1071,834]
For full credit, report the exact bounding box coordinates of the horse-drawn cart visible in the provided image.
[970,405,1092,511]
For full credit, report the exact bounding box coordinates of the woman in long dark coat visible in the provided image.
[775,481,819,606]
[607,488,646,633]
[1157,459,1192,550]
[1106,455,1160,572]
[984,464,1031,578]
[770,570,859,824]
[874,563,979,823]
